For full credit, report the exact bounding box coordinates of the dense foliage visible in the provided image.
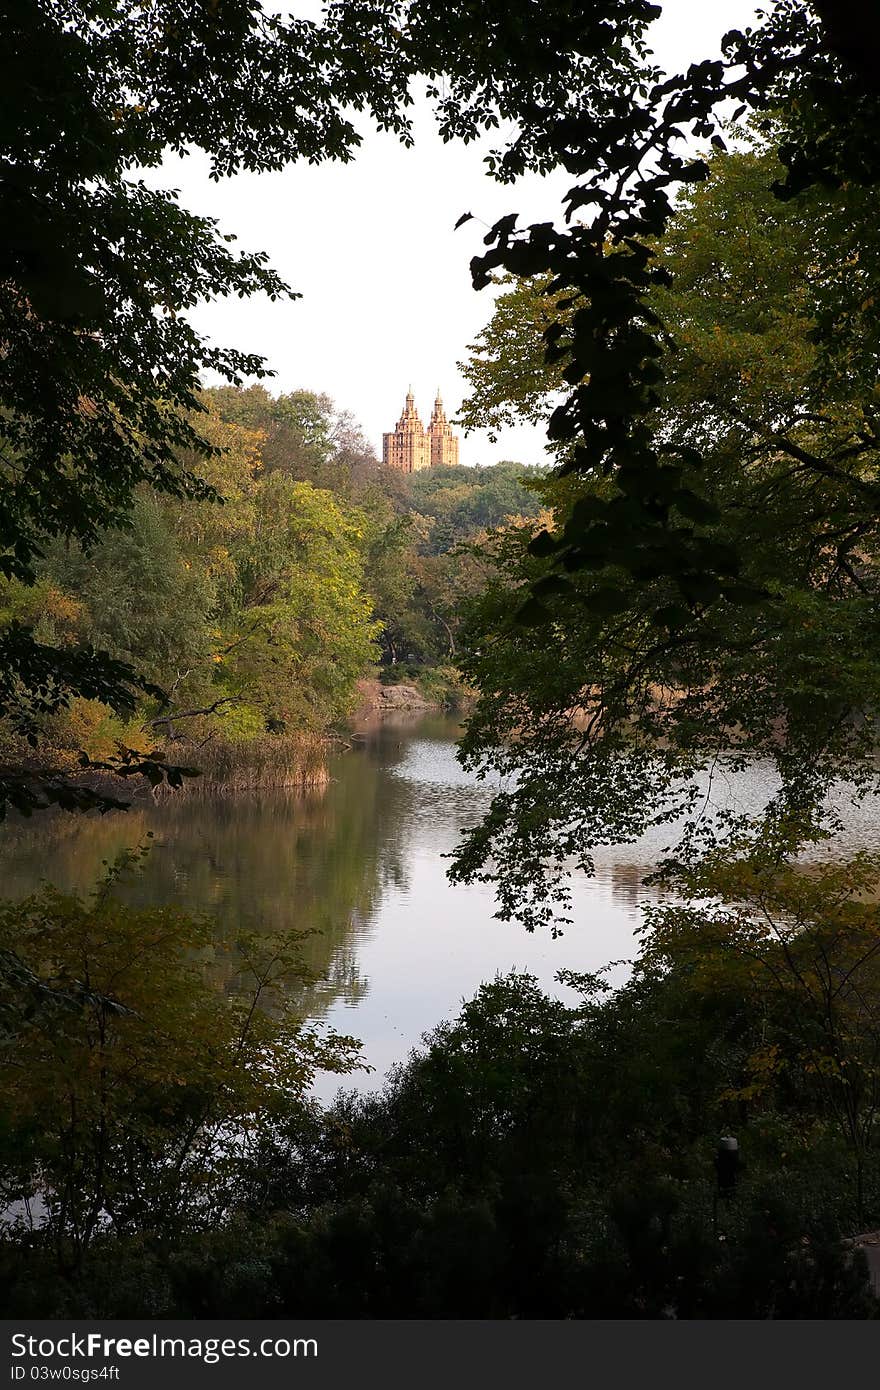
[2,861,878,1315]
[0,380,543,792]
[0,849,362,1284]
[451,141,880,927]
[7,0,880,1323]
[0,398,379,786]
[0,0,652,812]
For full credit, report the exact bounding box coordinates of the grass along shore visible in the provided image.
[153,731,331,795]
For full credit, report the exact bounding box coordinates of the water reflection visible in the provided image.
[2,716,879,1097]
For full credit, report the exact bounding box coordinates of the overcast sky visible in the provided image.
[159,1,760,467]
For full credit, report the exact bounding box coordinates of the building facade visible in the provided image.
[382,389,460,472]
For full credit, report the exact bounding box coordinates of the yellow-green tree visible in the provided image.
[220,477,380,731]
[0,846,362,1273]
[643,847,880,1220]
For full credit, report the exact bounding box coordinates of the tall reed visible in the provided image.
[155,733,330,796]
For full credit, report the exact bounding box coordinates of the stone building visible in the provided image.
[382,389,459,471]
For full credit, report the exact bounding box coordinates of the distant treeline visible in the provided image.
[0,384,544,783]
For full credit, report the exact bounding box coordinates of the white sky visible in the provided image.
[159,0,761,467]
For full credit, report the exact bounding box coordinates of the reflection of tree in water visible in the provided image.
[604,863,651,909]
[0,728,427,1022]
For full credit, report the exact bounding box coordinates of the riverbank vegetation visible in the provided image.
[0,385,541,796]
[2,847,879,1316]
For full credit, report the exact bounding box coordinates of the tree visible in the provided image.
[0,388,385,783]
[643,846,880,1223]
[448,2,880,930]
[44,496,216,689]
[451,140,880,927]
[458,278,567,442]
[0,846,362,1275]
[204,386,345,485]
[220,478,380,730]
[2,0,652,812]
[360,510,425,666]
[406,462,546,554]
[462,2,880,595]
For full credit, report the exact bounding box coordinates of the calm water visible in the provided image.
[2,714,879,1097]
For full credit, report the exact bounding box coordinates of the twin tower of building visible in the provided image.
[382,389,460,472]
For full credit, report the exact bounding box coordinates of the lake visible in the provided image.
[1,712,878,1098]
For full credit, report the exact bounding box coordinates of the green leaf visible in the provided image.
[671,488,721,524]
[584,585,630,616]
[527,529,557,558]
[720,583,771,606]
[514,597,551,627]
[532,574,571,597]
[650,604,693,630]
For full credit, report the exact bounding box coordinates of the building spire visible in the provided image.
[396,387,424,435]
